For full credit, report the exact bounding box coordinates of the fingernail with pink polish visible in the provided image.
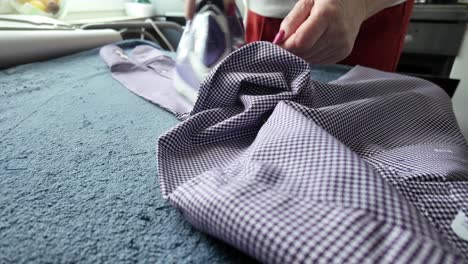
[273,30,285,45]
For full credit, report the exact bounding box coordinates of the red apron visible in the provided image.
[245,1,414,72]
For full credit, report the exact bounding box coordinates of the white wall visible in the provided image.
[0,0,126,14]
[0,0,13,13]
[65,0,243,14]
[451,25,468,140]
[0,0,167,14]
[67,0,125,12]
[153,0,245,17]
[0,0,244,16]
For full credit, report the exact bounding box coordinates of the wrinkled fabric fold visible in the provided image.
[158,42,468,263]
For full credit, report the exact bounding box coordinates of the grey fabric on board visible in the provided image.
[158,42,468,263]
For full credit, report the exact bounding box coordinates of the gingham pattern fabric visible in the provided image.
[158,42,468,263]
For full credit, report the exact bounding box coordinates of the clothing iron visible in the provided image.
[174,0,245,104]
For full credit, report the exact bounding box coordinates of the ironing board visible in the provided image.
[0,40,349,263]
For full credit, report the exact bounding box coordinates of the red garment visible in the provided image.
[245,1,414,72]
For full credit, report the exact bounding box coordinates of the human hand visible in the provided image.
[184,0,235,20]
[277,0,368,64]
[184,0,197,20]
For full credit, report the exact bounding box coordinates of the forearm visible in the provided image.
[364,0,406,18]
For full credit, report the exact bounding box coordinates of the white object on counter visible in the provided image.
[124,2,155,17]
[0,14,72,30]
[0,29,122,68]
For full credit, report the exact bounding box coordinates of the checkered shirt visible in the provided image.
[158,42,468,263]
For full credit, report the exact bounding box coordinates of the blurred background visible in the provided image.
[0,0,467,137]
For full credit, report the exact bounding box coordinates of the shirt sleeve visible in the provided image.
[387,0,407,8]
[245,0,408,19]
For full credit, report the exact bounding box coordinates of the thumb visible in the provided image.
[278,0,314,43]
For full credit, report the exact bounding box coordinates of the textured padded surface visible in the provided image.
[0,40,348,263]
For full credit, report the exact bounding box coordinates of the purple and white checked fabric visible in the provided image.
[158,42,468,263]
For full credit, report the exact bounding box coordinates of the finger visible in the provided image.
[279,0,315,42]
[299,32,336,59]
[185,0,196,20]
[308,41,353,64]
[287,38,326,60]
[306,44,345,64]
[307,50,336,64]
[305,45,345,64]
[302,43,331,62]
[310,53,343,64]
[281,8,327,54]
